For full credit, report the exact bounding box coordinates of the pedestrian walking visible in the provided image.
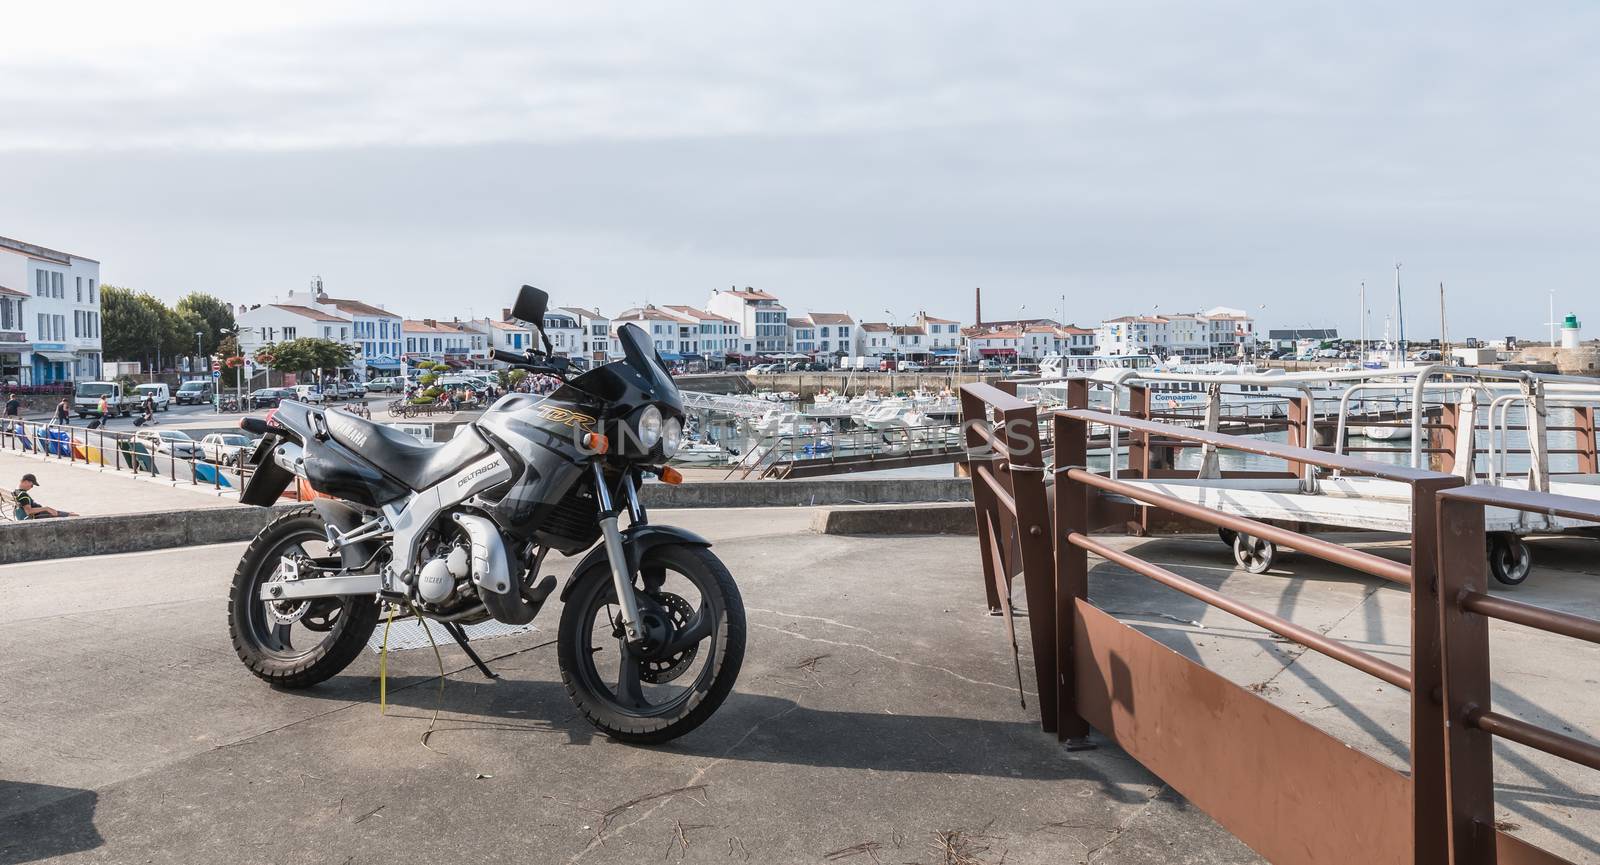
[53,397,70,427]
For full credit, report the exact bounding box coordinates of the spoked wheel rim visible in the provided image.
[240,527,354,662]
[569,558,725,719]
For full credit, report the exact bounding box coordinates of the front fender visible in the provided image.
[559,524,713,603]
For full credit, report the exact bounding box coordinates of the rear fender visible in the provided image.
[558,524,713,603]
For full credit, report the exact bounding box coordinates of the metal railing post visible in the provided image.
[1126,385,1149,478]
[1053,379,1092,746]
[1001,398,1058,735]
[960,389,1005,613]
[1435,494,1498,865]
[1575,405,1598,475]
[1410,474,1463,865]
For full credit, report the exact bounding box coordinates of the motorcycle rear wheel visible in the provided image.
[557,543,745,744]
[228,505,380,688]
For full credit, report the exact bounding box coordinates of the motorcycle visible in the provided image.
[227,285,745,743]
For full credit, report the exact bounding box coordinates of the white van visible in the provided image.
[134,383,171,412]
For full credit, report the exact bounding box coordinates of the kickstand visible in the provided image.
[441,622,498,680]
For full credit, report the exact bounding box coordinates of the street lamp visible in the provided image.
[194,331,204,374]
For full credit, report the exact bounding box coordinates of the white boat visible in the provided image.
[1357,424,1412,441]
[672,440,735,464]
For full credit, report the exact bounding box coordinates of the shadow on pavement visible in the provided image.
[0,781,102,864]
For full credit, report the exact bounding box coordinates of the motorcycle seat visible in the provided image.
[325,411,492,491]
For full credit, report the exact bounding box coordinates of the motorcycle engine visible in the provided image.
[417,541,472,605]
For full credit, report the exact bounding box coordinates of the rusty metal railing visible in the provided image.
[960,377,1597,865]
[1433,484,1600,863]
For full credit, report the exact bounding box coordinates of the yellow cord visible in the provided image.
[376,600,447,753]
[379,603,395,714]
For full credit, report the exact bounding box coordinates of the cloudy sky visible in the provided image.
[3,1,1597,336]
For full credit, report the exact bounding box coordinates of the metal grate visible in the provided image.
[366,615,540,653]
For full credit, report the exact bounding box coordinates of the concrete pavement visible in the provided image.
[2,509,1596,863]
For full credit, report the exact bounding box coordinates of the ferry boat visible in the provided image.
[1037,353,1159,379]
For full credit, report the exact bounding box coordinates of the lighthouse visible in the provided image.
[1561,313,1582,349]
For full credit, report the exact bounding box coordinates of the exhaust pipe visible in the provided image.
[452,512,554,625]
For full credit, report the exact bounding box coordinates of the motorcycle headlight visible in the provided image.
[637,405,663,449]
[662,417,682,457]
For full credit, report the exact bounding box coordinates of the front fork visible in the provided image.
[593,463,645,642]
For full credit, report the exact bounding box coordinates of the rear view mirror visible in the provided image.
[512,285,549,325]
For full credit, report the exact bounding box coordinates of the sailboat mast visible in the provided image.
[1359,281,1367,365]
[1394,262,1404,365]
[1439,281,1448,354]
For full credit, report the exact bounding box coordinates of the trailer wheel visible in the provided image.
[1233,533,1276,574]
[1487,533,1532,587]
[1218,527,1238,547]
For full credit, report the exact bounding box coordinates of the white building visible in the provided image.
[1098,308,1255,359]
[468,315,537,362]
[664,306,739,366]
[1057,325,1097,355]
[913,312,963,363]
[788,317,816,355]
[706,287,788,357]
[537,311,581,358]
[0,235,102,383]
[559,307,616,363]
[966,329,1024,362]
[402,319,484,365]
[1096,316,1169,356]
[315,294,404,378]
[612,306,695,358]
[236,303,354,367]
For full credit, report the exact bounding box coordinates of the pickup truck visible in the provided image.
[74,381,133,418]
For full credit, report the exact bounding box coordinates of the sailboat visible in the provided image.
[1358,264,1413,441]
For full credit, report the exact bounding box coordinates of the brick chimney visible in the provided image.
[424,318,436,327]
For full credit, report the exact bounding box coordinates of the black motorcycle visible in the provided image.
[227,285,745,743]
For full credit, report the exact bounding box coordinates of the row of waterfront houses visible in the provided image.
[0,233,1258,384]
[195,285,1268,379]
[235,285,984,375]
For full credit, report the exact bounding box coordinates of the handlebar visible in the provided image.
[492,349,569,378]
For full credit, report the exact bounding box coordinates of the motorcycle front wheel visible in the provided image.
[557,543,745,744]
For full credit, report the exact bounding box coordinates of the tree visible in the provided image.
[255,337,356,378]
[100,285,166,364]
[175,292,236,355]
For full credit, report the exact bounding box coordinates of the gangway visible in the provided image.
[680,390,782,417]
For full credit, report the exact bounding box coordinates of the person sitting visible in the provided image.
[13,473,73,519]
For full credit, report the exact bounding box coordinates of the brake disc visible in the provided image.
[264,556,311,625]
[640,591,699,684]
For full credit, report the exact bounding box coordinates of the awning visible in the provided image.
[931,348,959,356]
[978,348,1017,357]
[657,352,683,362]
[681,353,703,361]
[365,357,401,368]
[34,350,76,362]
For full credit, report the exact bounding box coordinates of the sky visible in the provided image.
[3,1,1598,338]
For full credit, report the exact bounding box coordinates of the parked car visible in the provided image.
[977,359,1004,372]
[366,377,401,393]
[292,384,326,403]
[344,381,368,397]
[897,361,925,372]
[175,380,215,405]
[199,433,255,465]
[133,429,200,458]
[249,387,286,408]
[134,383,171,412]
